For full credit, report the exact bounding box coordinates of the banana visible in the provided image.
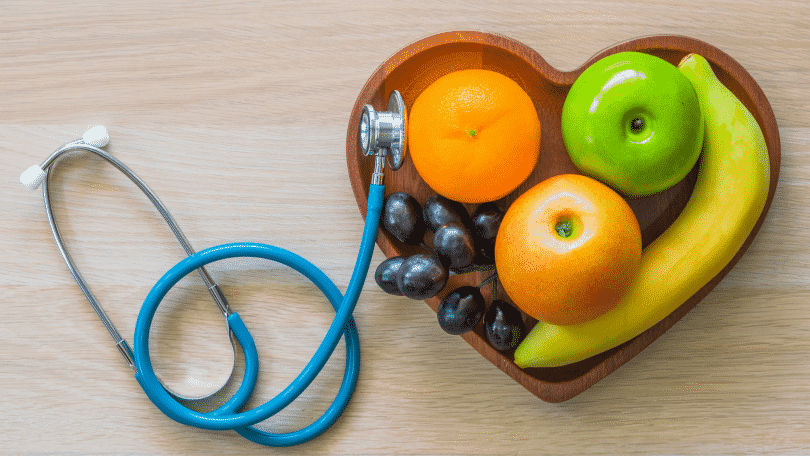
[513,53,770,368]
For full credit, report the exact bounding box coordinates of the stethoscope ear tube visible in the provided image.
[32,133,242,401]
[132,184,384,446]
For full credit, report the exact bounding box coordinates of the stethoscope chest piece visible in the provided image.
[360,90,407,171]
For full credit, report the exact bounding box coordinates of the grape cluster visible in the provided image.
[374,191,525,352]
[375,192,497,297]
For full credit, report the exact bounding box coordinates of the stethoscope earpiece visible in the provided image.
[20,164,47,190]
[82,125,110,148]
[359,90,407,171]
[20,125,109,191]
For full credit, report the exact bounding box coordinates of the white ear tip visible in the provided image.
[20,164,46,190]
[82,125,109,147]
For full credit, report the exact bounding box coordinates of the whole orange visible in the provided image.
[408,69,541,203]
[494,174,642,326]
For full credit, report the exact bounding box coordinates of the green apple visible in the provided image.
[561,51,704,197]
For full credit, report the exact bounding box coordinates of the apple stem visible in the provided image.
[556,220,573,238]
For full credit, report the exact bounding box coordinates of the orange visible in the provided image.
[494,174,642,326]
[408,69,541,203]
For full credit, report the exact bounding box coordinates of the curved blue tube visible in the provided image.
[209,313,260,415]
[133,183,384,446]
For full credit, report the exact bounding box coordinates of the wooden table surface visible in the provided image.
[2,1,808,454]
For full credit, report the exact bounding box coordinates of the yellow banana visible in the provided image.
[513,53,770,368]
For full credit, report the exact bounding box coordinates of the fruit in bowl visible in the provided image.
[561,51,704,198]
[495,174,642,326]
[513,53,771,369]
[408,69,541,204]
[348,32,777,403]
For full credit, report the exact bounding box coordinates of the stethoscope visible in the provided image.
[20,91,407,447]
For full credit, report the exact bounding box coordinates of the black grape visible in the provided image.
[437,286,485,335]
[433,222,476,270]
[483,300,525,352]
[396,254,448,300]
[471,202,505,264]
[381,192,426,245]
[471,202,504,242]
[423,194,469,232]
[375,256,406,296]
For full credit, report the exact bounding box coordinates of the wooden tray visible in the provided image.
[345,31,781,403]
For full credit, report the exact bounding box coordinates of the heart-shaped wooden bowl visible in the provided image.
[345,31,780,403]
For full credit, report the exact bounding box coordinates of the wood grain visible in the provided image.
[1,1,809,454]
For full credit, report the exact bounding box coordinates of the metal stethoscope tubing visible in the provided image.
[37,130,236,364]
[26,127,260,411]
[20,90,407,448]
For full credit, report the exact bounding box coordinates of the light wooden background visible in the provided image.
[2,1,809,454]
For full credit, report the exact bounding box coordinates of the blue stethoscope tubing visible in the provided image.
[133,184,384,446]
[24,106,401,446]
